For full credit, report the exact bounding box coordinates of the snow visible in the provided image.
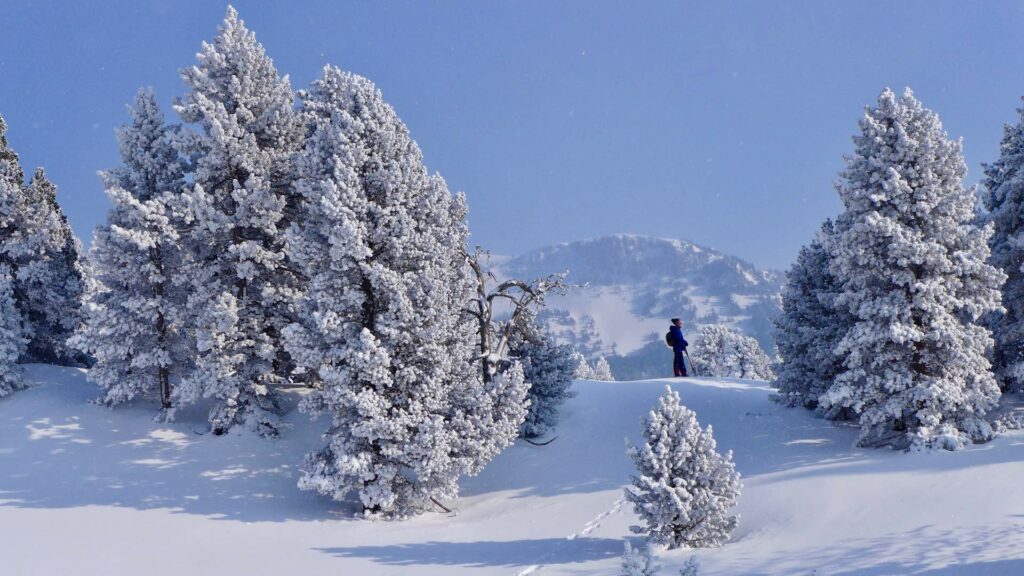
[2,364,1024,574]
[545,287,665,355]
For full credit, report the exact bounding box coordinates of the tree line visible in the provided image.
[0,6,581,518]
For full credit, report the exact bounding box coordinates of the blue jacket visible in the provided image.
[669,325,688,352]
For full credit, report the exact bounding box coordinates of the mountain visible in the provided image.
[497,234,783,380]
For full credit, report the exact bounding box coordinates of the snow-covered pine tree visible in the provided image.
[172,6,304,434]
[591,355,614,381]
[0,265,27,398]
[772,220,850,410]
[14,168,85,366]
[982,99,1024,392]
[0,115,24,267]
[75,89,188,410]
[821,88,1005,450]
[510,326,576,438]
[690,324,773,380]
[619,541,660,576]
[626,385,741,549]
[678,556,701,576]
[285,66,527,517]
[570,350,593,380]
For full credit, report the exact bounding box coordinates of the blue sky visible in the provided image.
[1,1,1023,270]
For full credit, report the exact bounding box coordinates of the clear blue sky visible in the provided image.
[1,1,1023,270]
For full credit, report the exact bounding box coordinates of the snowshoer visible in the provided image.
[666,318,689,377]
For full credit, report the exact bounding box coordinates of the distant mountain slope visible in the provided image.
[498,234,783,379]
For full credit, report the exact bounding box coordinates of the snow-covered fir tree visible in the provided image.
[772,220,850,411]
[14,168,85,366]
[510,325,576,438]
[284,66,527,517]
[678,556,701,576]
[171,6,304,434]
[591,355,614,381]
[75,89,188,410]
[0,265,26,398]
[821,88,1005,450]
[690,324,773,380]
[982,99,1024,392]
[619,541,660,576]
[570,350,593,380]
[626,385,741,549]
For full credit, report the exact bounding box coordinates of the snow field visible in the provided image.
[1,364,1023,575]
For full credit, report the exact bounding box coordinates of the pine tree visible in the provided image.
[15,168,85,365]
[0,265,27,398]
[821,88,1005,450]
[570,350,593,379]
[512,330,576,438]
[626,385,741,549]
[172,6,304,434]
[982,99,1024,392]
[678,556,701,576]
[619,541,660,576]
[75,89,188,409]
[690,324,773,380]
[285,66,527,517]
[0,116,82,368]
[591,355,614,381]
[0,115,24,268]
[773,222,850,410]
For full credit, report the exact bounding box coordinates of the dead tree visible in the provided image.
[462,247,571,383]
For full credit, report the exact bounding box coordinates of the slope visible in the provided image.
[0,365,1022,575]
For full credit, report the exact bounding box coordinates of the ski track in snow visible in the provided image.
[567,497,624,540]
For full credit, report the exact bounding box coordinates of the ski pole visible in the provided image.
[684,350,698,377]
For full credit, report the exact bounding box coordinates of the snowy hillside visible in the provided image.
[3,364,1023,575]
[499,235,782,379]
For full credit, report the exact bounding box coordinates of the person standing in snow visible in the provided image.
[667,318,689,377]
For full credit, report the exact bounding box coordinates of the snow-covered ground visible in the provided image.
[2,365,1023,575]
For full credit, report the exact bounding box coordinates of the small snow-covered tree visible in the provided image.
[285,66,527,517]
[14,168,85,366]
[172,6,304,434]
[619,541,660,576]
[0,265,27,398]
[772,220,850,410]
[75,89,188,410]
[511,327,576,438]
[982,99,1024,392]
[822,88,1005,450]
[570,350,593,379]
[590,355,614,381]
[678,556,701,576]
[690,324,773,380]
[626,385,741,549]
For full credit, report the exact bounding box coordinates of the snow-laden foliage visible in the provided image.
[821,88,1005,450]
[619,541,660,576]
[75,90,188,409]
[982,99,1024,392]
[511,330,576,438]
[591,355,614,381]
[772,220,850,410]
[690,324,773,380]
[11,168,85,366]
[284,66,526,517]
[678,556,701,576]
[0,265,26,397]
[171,6,304,435]
[0,118,84,367]
[626,385,741,549]
[571,350,593,379]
